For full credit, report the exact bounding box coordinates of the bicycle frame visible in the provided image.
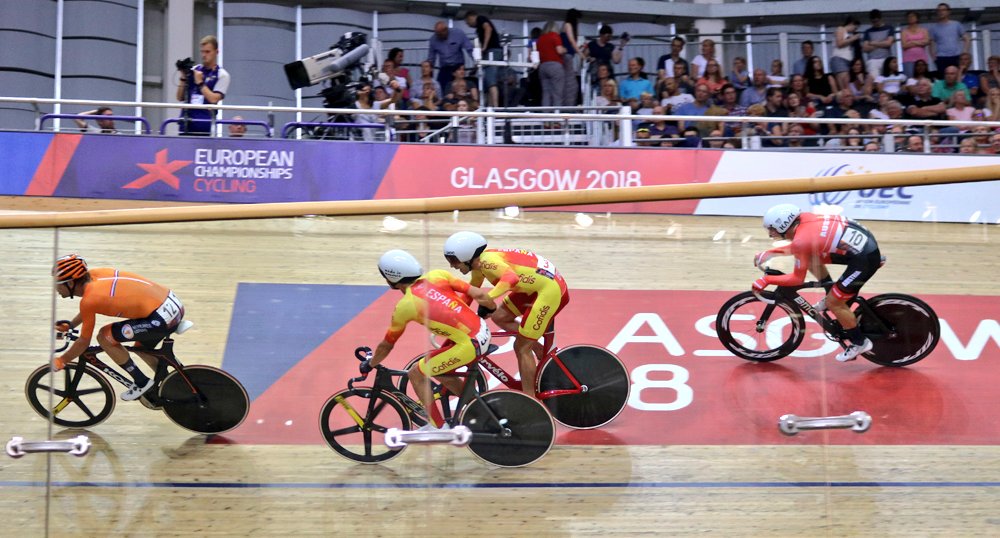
[477,330,586,400]
[766,282,892,342]
[68,336,204,403]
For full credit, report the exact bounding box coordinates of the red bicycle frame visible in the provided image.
[477,330,584,400]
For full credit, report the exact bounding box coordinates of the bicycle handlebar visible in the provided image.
[54,328,80,353]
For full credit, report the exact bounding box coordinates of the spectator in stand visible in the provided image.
[591,63,613,97]
[381,59,409,105]
[427,21,473,98]
[864,140,882,152]
[445,75,479,110]
[73,107,118,134]
[956,53,982,105]
[644,105,680,143]
[821,89,860,137]
[946,91,976,130]
[739,68,769,108]
[862,9,894,77]
[660,77,694,113]
[594,79,621,107]
[227,115,246,137]
[787,74,809,102]
[902,134,925,152]
[657,37,688,82]
[387,48,412,102]
[831,16,862,93]
[785,123,808,148]
[876,57,907,98]
[904,59,935,94]
[901,78,946,120]
[586,25,625,83]
[805,55,838,105]
[929,3,969,75]
[537,21,566,108]
[729,56,750,92]
[672,61,695,95]
[620,57,655,102]
[718,83,747,136]
[673,83,712,130]
[969,124,992,149]
[958,136,978,153]
[901,11,930,78]
[792,41,814,76]
[847,58,875,107]
[697,59,727,98]
[410,61,443,107]
[761,87,788,146]
[560,9,584,107]
[785,92,819,142]
[932,66,971,103]
[354,79,400,141]
[984,87,1000,121]
[413,84,440,111]
[465,10,503,108]
[981,56,1000,94]
[691,39,716,79]
[767,59,788,88]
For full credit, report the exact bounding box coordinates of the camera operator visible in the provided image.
[175,35,231,136]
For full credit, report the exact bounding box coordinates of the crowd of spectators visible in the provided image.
[63,4,1000,152]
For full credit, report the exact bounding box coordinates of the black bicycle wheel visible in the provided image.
[537,345,630,429]
[319,388,411,464]
[460,390,555,467]
[160,366,249,434]
[858,293,940,367]
[716,291,806,362]
[24,363,116,428]
[398,355,488,402]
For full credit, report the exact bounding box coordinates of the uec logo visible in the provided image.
[809,164,912,206]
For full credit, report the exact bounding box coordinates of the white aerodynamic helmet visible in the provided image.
[378,249,423,284]
[762,204,802,234]
[443,231,488,265]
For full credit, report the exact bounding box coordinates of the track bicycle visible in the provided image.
[25,323,250,434]
[715,267,940,366]
[398,329,630,429]
[319,346,556,467]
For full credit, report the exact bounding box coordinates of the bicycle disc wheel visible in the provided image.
[160,366,249,434]
[716,291,805,362]
[24,363,116,428]
[859,294,940,367]
[460,390,555,467]
[538,345,630,429]
[319,388,411,464]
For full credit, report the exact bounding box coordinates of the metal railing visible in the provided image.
[8,96,1000,154]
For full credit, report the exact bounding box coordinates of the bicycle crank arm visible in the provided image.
[384,426,473,449]
[778,411,872,436]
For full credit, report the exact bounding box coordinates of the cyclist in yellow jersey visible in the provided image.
[443,231,570,396]
[362,250,496,430]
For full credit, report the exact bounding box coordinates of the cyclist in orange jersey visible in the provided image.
[362,250,497,430]
[443,231,570,396]
[52,254,185,401]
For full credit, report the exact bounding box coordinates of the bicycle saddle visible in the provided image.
[175,320,195,334]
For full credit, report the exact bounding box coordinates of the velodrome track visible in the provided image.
[1,196,999,536]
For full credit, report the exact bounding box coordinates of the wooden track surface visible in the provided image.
[1,198,998,536]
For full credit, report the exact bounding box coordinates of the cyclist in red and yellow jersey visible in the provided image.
[362,250,496,430]
[52,254,185,401]
[443,231,570,395]
[752,204,882,362]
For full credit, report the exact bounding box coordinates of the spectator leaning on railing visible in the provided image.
[176,35,230,136]
[73,107,118,134]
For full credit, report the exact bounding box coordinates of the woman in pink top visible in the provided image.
[901,10,930,78]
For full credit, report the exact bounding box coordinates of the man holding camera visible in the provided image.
[175,35,230,136]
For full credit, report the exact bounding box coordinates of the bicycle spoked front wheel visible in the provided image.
[858,293,941,367]
[24,363,117,428]
[159,366,249,434]
[716,291,806,362]
[319,388,412,464]
[460,390,555,467]
[538,345,630,429]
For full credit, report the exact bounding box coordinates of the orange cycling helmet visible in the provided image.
[54,254,89,283]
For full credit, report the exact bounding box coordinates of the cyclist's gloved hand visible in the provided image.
[52,355,70,371]
[359,360,373,375]
[753,252,771,270]
[477,304,496,318]
[751,278,768,294]
[55,320,72,333]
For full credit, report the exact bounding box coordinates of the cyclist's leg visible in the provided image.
[514,283,565,395]
[491,299,521,333]
[99,324,153,390]
[827,250,881,331]
[413,338,480,427]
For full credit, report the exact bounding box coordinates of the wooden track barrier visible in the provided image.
[2,164,999,228]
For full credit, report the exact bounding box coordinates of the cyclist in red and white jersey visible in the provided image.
[752,204,882,362]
